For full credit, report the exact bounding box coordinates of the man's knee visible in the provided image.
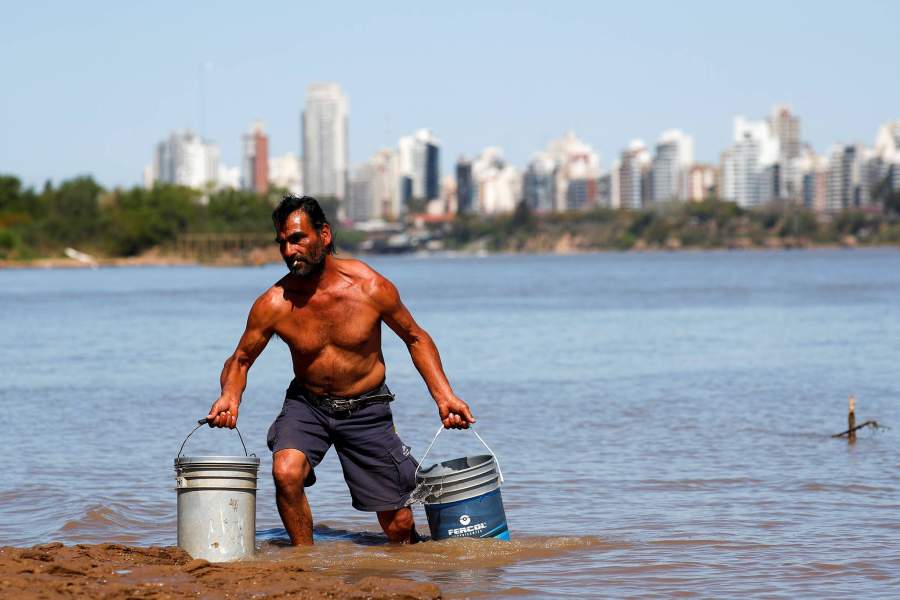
[378,507,415,542]
[272,449,310,491]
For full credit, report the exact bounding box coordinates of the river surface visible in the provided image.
[2,249,899,598]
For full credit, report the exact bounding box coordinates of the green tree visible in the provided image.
[35,176,104,250]
[204,189,274,233]
[104,185,198,255]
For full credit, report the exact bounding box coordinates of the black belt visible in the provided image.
[287,381,394,416]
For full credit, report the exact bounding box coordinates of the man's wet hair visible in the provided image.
[272,195,336,254]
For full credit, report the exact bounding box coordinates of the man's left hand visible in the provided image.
[437,395,476,429]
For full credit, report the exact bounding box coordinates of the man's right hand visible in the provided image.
[207,395,240,428]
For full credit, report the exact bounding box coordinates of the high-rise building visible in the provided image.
[873,120,900,193]
[347,148,401,223]
[826,144,869,212]
[269,153,303,196]
[651,129,694,202]
[241,121,269,195]
[545,132,601,211]
[795,148,828,212]
[686,164,716,201]
[425,141,440,201]
[398,129,441,205]
[436,176,458,216]
[768,105,801,199]
[348,163,375,223]
[597,174,612,208]
[616,140,651,210]
[148,130,219,190]
[802,164,829,213]
[218,165,240,190]
[471,147,520,214]
[719,116,780,207]
[455,157,474,214]
[302,83,348,201]
[522,153,556,213]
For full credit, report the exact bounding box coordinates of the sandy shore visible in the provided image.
[0,543,441,599]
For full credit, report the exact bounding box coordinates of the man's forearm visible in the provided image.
[219,354,250,402]
[407,332,454,401]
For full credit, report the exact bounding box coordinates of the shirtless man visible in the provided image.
[206,195,475,545]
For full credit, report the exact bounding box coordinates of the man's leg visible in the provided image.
[273,449,314,545]
[377,507,418,544]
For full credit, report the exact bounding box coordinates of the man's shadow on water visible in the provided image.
[259,525,430,546]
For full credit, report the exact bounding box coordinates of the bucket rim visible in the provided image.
[417,462,496,485]
[420,470,499,493]
[417,454,494,478]
[175,455,260,467]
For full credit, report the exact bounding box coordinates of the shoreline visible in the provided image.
[1,243,898,270]
[0,542,440,599]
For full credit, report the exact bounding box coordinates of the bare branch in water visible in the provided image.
[832,420,887,438]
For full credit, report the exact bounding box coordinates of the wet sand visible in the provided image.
[0,543,441,599]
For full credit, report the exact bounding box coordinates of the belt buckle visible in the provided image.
[327,396,355,417]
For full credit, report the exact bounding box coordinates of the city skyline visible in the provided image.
[145,101,899,220]
[2,1,899,189]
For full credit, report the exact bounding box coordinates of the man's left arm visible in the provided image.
[374,275,475,429]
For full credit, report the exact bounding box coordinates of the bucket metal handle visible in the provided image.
[415,425,504,484]
[177,418,252,458]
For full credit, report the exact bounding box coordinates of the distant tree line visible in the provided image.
[2,173,900,261]
[0,175,346,260]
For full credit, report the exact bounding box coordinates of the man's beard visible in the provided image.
[287,243,326,277]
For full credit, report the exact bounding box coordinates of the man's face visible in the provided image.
[275,210,330,277]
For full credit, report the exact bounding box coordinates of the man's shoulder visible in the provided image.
[333,256,381,286]
[332,257,396,301]
[253,283,291,314]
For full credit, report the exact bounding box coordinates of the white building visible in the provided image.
[269,153,303,196]
[435,175,458,216]
[217,165,240,190]
[522,152,557,213]
[826,144,867,212]
[347,148,400,223]
[616,140,651,210]
[873,120,900,193]
[147,130,220,190]
[540,132,601,211]
[686,164,716,201]
[719,116,780,207]
[768,105,802,199]
[651,129,694,202]
[398,129,441,204]
[471,147,520,214]
[796,149,828,212]
[302,83,348,200]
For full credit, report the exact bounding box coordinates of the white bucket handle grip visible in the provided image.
[415,425,504,484]
[178,418,252,458]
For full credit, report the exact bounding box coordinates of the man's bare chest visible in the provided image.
[274,293,380,355]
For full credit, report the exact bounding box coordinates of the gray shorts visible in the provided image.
[266,382,419,512]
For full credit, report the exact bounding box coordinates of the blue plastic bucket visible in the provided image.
[415,430,510,541]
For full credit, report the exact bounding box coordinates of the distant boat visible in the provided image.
[64,247,99,268]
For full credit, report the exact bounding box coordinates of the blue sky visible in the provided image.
[2,1,898,188]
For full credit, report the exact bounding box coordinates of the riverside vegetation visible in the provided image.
[2,173,900,262]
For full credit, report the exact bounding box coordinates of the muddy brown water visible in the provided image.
[2,250,899,597]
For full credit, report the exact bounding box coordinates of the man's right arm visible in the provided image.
[206,291,278,428]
